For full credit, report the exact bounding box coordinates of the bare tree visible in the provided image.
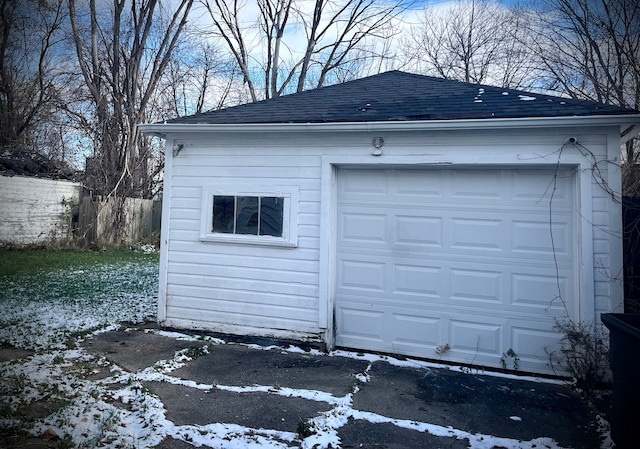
[155,37,240,118]
[0,0,67,152]
[65,0,194,240]
[200,0,408,101]
[401,0,535,88]
[529,0,640,193]
[66,0,194,200]
[190,41,238,113]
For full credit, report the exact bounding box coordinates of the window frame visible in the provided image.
[200,185,299,247]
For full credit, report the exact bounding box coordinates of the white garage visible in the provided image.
[335,167,576,373]
[140,70,640,375]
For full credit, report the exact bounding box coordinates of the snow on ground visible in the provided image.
[0,262,157,350]
[1,335,577,449]
[0,258,610,449]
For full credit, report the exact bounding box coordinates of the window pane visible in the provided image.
[259,197,284,237]
[235,196,259,235]
[212,196,235,233]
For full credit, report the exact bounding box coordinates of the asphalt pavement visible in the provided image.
[79,327,608,449]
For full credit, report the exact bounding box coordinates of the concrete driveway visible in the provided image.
[77,327,607,449]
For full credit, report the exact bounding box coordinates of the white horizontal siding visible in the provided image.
[160,126,622,348]
[587,148,621,316]
[168,248,320,272]
[165,303,319,333]
[0,176,80,245]
[162,142,323,338]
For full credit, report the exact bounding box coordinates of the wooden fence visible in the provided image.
[77,196,161,245]
[0,175,161,246]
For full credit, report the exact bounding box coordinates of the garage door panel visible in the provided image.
[450,268,503,303]
[338,307,385,343]
[338,255,572,313]
[394,169,444,197]
[337,304,566,370]
[335,167,576,374]
[393,264,443,297]
[338,259,386,291]
[443,263,572,314]
[341,167,575,208]
[338,293,565,321]
[340,212,387,242]
[339,208,573,264]
[511,170,574,206]
[337,244,570,268]
[511,326,561,361]
[337,301,443,353]
[395,215,443,246]
[339,170,388,195]
[449,319,503,356]
[391,313,440,352]
[511,272,570,312]
[451,218,504,251]
[392,313,440,337]
[451,170,505,200]
[512,219,572,256]
[337,297,567,364]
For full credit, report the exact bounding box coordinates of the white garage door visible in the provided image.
[335,167,576,374]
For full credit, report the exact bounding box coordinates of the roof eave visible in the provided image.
[621,124,640,145]
[138,114,640,139]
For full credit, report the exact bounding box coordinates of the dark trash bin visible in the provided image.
[601,313,640,449]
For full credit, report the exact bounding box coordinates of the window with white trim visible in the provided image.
[200,187,298,247]
[212,195,284,236]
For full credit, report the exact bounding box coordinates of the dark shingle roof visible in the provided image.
[168,71,636,125]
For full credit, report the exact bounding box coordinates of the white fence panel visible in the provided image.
[0,175,80,245]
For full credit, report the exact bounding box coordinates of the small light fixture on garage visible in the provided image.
[372,137,384,156]
[173,142,185,157]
